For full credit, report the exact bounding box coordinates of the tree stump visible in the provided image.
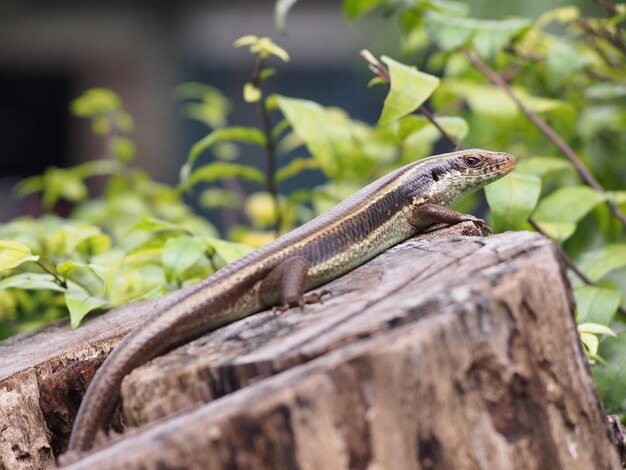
[0,225,620,469]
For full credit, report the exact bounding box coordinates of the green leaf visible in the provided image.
[607,191,626,204]
[534,186,606,223]
[580,332,599,357]
[254,38,290,62]
[585,83,626,100]
[545,41,590,91]
[275,0,301,34]
[425,11,530,58]
[515,156,573,177]
[233,35,258,48]
[531,222,577,243]
[128,217,188,234]
[484,173,541,232]
[578,322,617,337]
[402,115,469,144]
[198,188,241,209]
[65,287,109,329]
[463,85,518,119]
[276,96,357,178]
[343,0,382,21]
[56,261,105,297]
[595,332,626,413]
[71,88,121,117]
[578,244,626,282]
[76,234,112,257]
[243,83,262,103]
[13,175,43,198]
[111,136,136,163]
[162,236,206,283]
[185,162,265,189]
[378,56,440,125]
[0,273,65,292]
[0,241,39,272]
[574,285,622,325]
[276,158,320,184]
[206,237,253,268]
[184,127,266,177]
[536,6,580,29]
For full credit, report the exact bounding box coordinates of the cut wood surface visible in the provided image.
[0,224,620,469]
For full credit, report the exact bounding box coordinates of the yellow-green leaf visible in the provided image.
[243,83,262,103]
[0,273,64,292]
[578,322,617,337]
[379,56,440,125]
[233,35,259,48]
[0,241,39,272]
[66,287,109,329]
[578,244,626,282]
[575,285,622,325]
[485,173,541,232]
[276,96,356,178]
[532,186,606,242]
[162,236,206,283]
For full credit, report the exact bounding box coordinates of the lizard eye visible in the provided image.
[464,156,482,168]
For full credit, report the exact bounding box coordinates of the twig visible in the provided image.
[595,0,618,15]
[36,261,67,289]
[460,48,626,228]
[360,50,461,150]
[529,219,626,319]
[250,57,282,233]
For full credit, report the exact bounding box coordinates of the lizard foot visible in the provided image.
[272,289,332,315]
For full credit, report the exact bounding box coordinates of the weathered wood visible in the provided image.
[0,225,620,469]
[0,263,211,468]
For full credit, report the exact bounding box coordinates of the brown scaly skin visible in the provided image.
[66,149,515,456]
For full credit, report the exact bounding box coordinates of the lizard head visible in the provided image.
[417,149,516,207]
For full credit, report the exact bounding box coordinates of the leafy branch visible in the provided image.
[360,50,460,150]
[360,49,626,320]
[459,48,626,229]
[236,35,290,234]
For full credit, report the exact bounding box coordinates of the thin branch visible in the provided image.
[359,50,461,150]
[529,219,626,319]
[36,260,67,289]
[460,48,626,228]
[595,0,618,15]
[250,56,282,233]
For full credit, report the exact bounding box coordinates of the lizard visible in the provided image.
[66,148,515,454]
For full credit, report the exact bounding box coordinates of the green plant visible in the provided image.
[0,89,251,336]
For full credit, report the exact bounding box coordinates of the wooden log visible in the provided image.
[0,225,620,469]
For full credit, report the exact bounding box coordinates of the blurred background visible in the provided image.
[0,0,599,223]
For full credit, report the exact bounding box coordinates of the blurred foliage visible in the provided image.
[2,0,626,422]
[0,89,251,336]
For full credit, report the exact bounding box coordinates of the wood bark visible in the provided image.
[0,225,620,469]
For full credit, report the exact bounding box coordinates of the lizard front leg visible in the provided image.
[409,203,494,235]
[259,256,329,312]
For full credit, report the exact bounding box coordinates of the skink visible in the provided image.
[67,148,515,454]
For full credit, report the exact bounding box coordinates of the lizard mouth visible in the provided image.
[488,153,516,174]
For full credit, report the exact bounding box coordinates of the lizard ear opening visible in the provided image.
[431,168,443,182]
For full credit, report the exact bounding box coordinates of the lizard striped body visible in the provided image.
[67,148,515,454]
